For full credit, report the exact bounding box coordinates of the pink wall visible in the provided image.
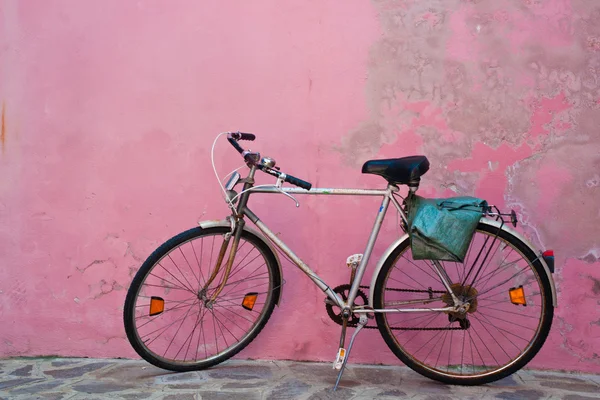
[1,0,599,373]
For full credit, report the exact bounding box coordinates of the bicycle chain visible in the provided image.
[326,286,466,331]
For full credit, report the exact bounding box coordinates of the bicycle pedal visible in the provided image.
[346,254,363,268]
[333,348,346,370]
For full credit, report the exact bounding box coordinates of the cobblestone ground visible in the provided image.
[1,358,599,399]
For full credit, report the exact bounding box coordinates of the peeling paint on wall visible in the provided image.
[338,0,600,371]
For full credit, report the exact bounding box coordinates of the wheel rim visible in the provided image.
[128,232,274,366]
[380,227,548,379]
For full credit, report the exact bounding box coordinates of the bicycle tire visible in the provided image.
[373,221,554,385]
[124,226,281,372]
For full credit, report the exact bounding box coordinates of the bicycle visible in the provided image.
[123,132,557,389]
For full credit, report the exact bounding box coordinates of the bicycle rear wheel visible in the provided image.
[373,222,553,385]
[124,226,281,371]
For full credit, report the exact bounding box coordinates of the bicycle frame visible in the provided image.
[225,165,457,315]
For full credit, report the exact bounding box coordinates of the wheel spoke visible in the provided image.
[167,253,196,295]
[195,307,209,361]
[156,262,196,294]
[176,307,204,361]
[191,238,206,287]
[179,246,200,292]
[126,230,276,369]
[377,224,551,382]
[400,255,441,283]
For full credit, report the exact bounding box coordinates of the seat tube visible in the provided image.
[346,187,392,307]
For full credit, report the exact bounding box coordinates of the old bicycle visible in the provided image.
[123,132,556,388]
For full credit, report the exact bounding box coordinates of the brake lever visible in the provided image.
[275,175,300,207]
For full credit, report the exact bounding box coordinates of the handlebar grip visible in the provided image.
[285,174,312,190]
[230,131,255,141]
[238,132,255,141]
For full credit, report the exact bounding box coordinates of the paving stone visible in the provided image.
[1,358,599,400]
[50,360,82,367]
[352,366,398,385]
[93,363,165,381]
[10,365,33,377]
[166,383,211,390]
[198,391,260,400]
[162,394,195,400]
[207,364,272,380]
[330,379,361,388]
[288,362,333,378]
[307,387,356,400]
[0,378,43,390]
[155,371,206,385]
[72,380,135,394]
[9,380,64,395]
[38,393,70,400]
[495,389,545,400]
[12,393,69,400]
[491,375,520,387]
[533,373,588,383]
[68,395,112,400]
[266,378,311,399]
[121,393,156,400]
[416,380,452,394]
[377,389,408,397]
[44,362,112,379]
[222,381,265,389]
[587,375,600,385]
[539,381,600,393]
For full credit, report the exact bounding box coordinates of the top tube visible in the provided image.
[250,187,393,196]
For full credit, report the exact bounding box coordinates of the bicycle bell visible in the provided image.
[261,157,277,168]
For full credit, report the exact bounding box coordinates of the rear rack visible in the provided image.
[484,205,518,228]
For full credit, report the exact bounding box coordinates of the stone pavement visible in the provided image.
[1,358,599,400]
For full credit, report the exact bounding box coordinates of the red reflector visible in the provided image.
[543,250,554,257]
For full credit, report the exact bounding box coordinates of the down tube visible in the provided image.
[242,207,344,308]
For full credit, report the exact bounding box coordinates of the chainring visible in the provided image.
[325,284,368,326]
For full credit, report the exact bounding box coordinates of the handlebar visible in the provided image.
[226,131,312,190]
[227,131,254,154]
[283,173,312,191]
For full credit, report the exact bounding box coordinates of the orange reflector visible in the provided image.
[509,286,526,306]
[242,293,258,311]
[149,296,165,316]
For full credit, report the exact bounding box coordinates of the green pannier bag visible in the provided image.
[407,195,488,262]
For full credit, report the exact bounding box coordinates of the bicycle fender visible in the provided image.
[198,219,283,306]
[368,219,557,308]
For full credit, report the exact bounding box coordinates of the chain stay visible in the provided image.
[331,286,466,331]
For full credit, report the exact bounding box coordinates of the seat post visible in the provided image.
[408,178,420,193]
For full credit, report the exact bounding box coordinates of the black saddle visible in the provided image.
[362,156,430,185]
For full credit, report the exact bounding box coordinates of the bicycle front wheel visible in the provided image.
[373,222,553,385]
[124,226,281,371]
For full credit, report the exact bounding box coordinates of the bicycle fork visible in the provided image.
[202,218,245,304]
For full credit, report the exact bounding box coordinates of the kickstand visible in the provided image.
[333,314,368,391]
